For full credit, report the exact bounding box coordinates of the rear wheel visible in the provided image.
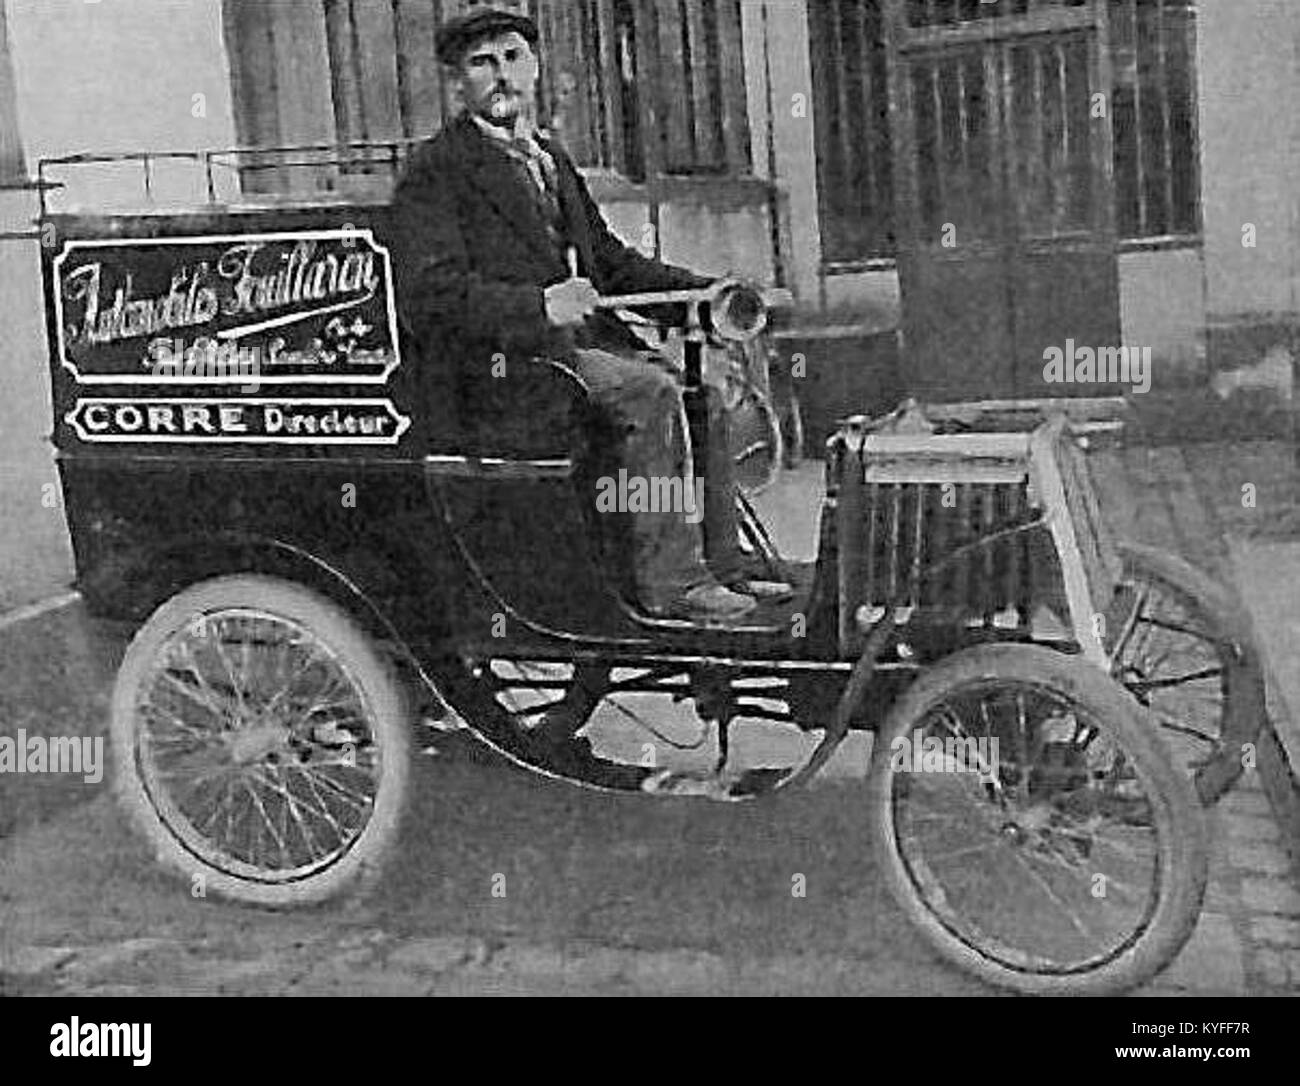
[111,575,410,907]
[868,644,1207,995]
[1111,542,1265,804]
[722,349,783,494]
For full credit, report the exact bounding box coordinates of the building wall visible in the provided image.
[771,0,1299,396]
[2,0,1295,606]
[0,185,70,612]
[0,0,236,608]
[582,1,785,285]
[1197,0,1300,371]
[0,0,783,604]
[1118,248,1206,382]
[748,0,820,311]
[7,0,236,208]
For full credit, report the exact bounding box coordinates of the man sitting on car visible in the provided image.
[390,1,791,632]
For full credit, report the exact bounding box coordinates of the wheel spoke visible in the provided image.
[242,779,289,867]
[289,765,349,837]
[1149,708,1219,746]
[1029,835,1148,903]
[260,642,326,721]
[209,623,248,716]
[912,839,1002,865]
[1132,626,1183,676]
[286,674,358,730]
[888,664,1179,978]
[196,776,235,836]
[1016,690,1029,764]
[904,811,974,826]
[1005,846,1095,942]
[1140,613,1211,641]
[177,637,236,718]
[157,668,230,723]
[1128,666,1223,694]
[223,781,240,856]
[301,765,374,811]
[1113,571,1238,795]
[129,600,387,886]
[142,699,220,742]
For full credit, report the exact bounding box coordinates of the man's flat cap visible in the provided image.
[436,2,540,65]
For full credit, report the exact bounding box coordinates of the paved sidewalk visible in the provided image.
[1093,439,1300,994]
[3,441,1296,997]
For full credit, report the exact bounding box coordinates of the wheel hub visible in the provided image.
[227,723,291,765]
[998,802,1053,844]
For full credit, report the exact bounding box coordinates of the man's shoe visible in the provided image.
[666,583,758,622]
[727,578,795,601]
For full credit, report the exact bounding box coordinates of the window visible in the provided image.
[904,0,1091,30]
[222,0,751,193]
[535,0,639,175]
[539,0,751,179]
[322,0,453,143]
[1109,0,1200,241]
[810,0,1200,264]
[808,0,896,264]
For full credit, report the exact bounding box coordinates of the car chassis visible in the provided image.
[36,145,1266,995]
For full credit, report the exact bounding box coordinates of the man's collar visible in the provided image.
[470,113,548,150]
[467,115,559,158]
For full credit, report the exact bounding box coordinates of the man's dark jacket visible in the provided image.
[390,114,707,382]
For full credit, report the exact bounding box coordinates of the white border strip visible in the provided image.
[65,397,411,445]
[0,591,82,633]
[53,229,403,386]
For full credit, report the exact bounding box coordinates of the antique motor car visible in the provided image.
[37,146,1263,996]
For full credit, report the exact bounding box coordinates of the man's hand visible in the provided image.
[544,277,600,327]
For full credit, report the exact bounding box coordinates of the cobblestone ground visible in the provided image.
[1,443,1297,996]
[1093,439,1300,995]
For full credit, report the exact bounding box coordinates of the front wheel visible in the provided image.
[110,575,410,907]
[867,644,1207,995]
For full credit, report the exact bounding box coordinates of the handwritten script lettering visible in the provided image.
[64,240,381,349]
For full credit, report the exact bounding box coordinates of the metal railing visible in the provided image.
[0,176,62,240]
[35,138,430,218]
[30,135,791,289]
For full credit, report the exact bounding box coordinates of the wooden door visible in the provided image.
[887,0,1122,401]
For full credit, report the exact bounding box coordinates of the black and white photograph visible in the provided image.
[0,0,1296,1028]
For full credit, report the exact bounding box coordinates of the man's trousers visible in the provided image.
[562,348,748,614]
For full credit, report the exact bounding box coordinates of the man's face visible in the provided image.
[458,30,540,128]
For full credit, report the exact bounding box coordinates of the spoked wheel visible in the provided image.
[715,332,783,496]
[727,383,783,496]
[1111,541,1265,804]
[111,576,410,907]
[868,644,1207,995]
[440,656,828,799]
[736,489,786,581]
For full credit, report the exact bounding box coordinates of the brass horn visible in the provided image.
[594,279,776,343]
[703,280,769,342]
